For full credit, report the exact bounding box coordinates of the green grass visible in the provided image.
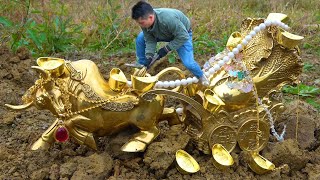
[1,0,319,58]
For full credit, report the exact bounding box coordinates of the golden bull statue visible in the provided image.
[6,13,303,174]
[5,57,185,152]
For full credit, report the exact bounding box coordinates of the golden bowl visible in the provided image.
[248,152,275,174]
[203,89,225,113]
[109,68,128,91]
[211,144,234,170]
[36,57,65,77]
[131,75,158,93]
[277,29,304,49]
[175,150,200,174]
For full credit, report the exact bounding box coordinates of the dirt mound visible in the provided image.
[0,46,319,179]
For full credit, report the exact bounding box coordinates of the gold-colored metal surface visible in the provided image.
[5,59,182,151]
[237,120,270,152]
[36,57,65,77]
[131,75,158,93]
[266,13,289,23]
[209,125,237,152]
[247,152,275,174]
[175,150,200,174]
[203,89,225,113]
[5,13,304,175]
[277,29,304,49]
[211,144,234,170]
[109,68,127,91]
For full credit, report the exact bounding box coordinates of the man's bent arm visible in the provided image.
[143,29,157,56]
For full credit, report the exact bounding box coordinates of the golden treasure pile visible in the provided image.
[5,13,304,174]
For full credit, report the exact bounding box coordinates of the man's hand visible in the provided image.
[157,45,171,60]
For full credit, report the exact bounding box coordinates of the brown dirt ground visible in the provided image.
[0,46,319,180]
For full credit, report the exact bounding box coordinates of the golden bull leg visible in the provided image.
[121,126,160,152]
[31,119,59,150]
[68,127,97,150]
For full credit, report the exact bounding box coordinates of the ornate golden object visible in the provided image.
[36,57,66,77]
[109,68,127,91]
[175,150,200,174]
[5,13,303,174]
[247,152,275,174]
[211,144,234,170]
[277,29,304,49]
[5,59,184,151]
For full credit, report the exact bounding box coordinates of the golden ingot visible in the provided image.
[211,144,234,170]
[131,75,158,93]
[109,68,128,91]
[203,89,225,113]
[175,150,200,174]
[36,57,65,77]
[226,31,242,49]
[277,29,304,49]
[266,13,289,23]
[247,152,275,174]
[120,139,147,152]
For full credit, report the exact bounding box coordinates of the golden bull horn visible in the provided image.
[5,101,33,110]
[31,66,49,79]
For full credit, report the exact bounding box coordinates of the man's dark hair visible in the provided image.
[131,1,154,20]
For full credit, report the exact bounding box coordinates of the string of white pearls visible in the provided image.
[126,19,289,89]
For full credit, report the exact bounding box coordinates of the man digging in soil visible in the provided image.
[131,1,209,86]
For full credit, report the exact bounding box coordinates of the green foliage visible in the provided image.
[0,1,83,56]
[194,33,228,55]
[282,84,320,97]
[283,84,320,110]
[303,62,315,72]
[306,98,320,111]
[86,1,135,54]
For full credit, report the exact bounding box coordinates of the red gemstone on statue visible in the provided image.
[55,126,69,142]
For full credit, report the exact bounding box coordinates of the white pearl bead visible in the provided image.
[259,23,266,30]
[163,81,169,88]
[169,81,176,88]
[192,77,199,83]
[181,79,187,86]
[232,48,239,55]
[205,71,210,77]
[237,44,243,51]
[176,107,183,114]
[284,25,289,30]
[187,77,193,84]
[209,67,215,74]
[253,26,261,33]
[249,30,256,36]
[223,56,230,62]
[127,81,132,87]
[265,19,271,26]
[242,39,248,46]
[175,79,181,86]
[245,35,252,41]
[271,20,277,25]
[218,60,225,66]
[228,52,235,59]
[213,64,220,71]
[157,81,163,88]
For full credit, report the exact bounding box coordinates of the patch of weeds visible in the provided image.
[282,84,320,111]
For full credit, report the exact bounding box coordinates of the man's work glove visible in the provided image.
[157,45,171,60]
